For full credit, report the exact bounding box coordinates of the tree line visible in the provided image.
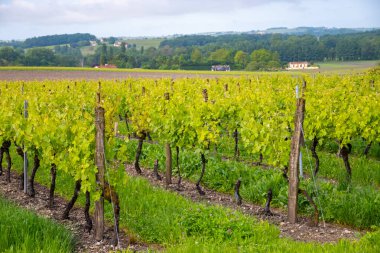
[160,30,380,63]
[0,46,83,67]
[0,30,379,70]
[4,33,96,48]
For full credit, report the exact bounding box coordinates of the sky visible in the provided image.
[0,0,379,40]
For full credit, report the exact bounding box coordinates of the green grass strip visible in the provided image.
[0,196,75,253]
[8,145,380,252]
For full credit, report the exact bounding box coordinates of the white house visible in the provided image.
[113,41,128,48]
[288,62,309,69]
[287,61,319,70]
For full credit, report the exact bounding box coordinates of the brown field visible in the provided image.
[1,60,377,81]
[0,70,230,81]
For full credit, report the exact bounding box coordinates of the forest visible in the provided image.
[0,30,379,70]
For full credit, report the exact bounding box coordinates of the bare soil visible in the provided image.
[0,164,365,253]
[0,172,151,253]
[125,163,364,244]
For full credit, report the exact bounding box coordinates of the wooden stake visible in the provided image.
[94,104,105,241]
[164,92,172,185]
[114,122,119,137]
[165,143,172,186]
[23,100,28,194]
[202,89,208,102]
[96,92,101,105]
[287,95,305,223]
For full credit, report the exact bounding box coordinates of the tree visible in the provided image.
[233,50,249,69]
[100,43,108,65]
[144,47,157,59]
[25,48,56,66]
[246,49,280,71]
[109,46,114,63]
[208,48,232,64]
[23,33,96,48]
[107,37,117,44]
[0,47,21,65]
[177,55,186,69]
[121,42,126,54]
[336,38,359,61]
[191,48,202,63]
[160,45,174,57]
[114,53,127,68]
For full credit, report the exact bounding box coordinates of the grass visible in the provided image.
[315,60,379,73]
[282,61,379,75]
[0,196,75,253]
[123,38,164,49]
[80,45,100,56]
[111,129,380,229]
[22,44,70,51]
[312,151,380,187]
[308,138,380,188]
[316,60,379,69]
[6,142,380,252]
[164,232,380,253]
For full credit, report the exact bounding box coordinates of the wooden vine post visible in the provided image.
[165,143,172,186]
[164,92,172,186]
[94,92,105,241]
[195,88,209,195]
[23,100,28,194]
[288,82,306,224]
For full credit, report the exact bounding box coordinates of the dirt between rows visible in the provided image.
[0,172,151,253]
[0,70,232,81]
[0,164,364,253]
[124,163,364,244]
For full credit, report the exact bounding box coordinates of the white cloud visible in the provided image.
[0,0,378,40]
[0,0,301,24]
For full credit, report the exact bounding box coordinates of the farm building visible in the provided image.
[211,65,231,71]
[94,64,117,69]
[113,41,128,48]
[287,62,319,70]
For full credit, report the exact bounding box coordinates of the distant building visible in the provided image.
[89,40,97,47]
[288,61,309,69]
[211,65,231,71]
[287,61,319,70]
[94,64,117,69]
[113,41,128,48]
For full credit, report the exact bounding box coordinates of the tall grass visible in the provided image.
[165,230,380,253]
[0,197,75,253]
[7,146,380,252]
[113,138,380,228]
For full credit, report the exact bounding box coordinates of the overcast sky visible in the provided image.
[0,0,379,40]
